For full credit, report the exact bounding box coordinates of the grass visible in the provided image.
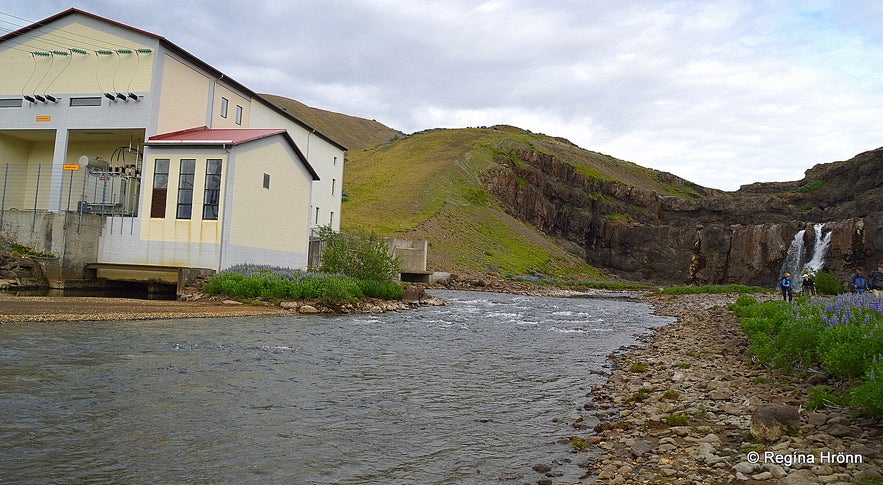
[204,264,404,303]
[732,293,883,416]
[341,125,713,280]
[628,362,649,373]
[7,242,54,258]
[665,414,689,426]
[657,285,772,295]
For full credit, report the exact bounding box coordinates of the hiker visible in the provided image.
[780,272,793,302]
[869,264,883,298]
[801,274,816,296]
[849,267,868,294]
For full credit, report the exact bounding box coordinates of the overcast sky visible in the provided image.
[2,1,881,190]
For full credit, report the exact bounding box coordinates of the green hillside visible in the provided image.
[342,125,695,279]
[261,94,401,151]
[263,95,703,280]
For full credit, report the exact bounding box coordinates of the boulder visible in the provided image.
[750,403,800,441]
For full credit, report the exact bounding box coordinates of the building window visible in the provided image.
[220,97,228,118]
[176,159,196,219]
[235,105,243,125]
[150,159,169,218]
[331,178,336,196]
[333,156,337,166]
[315,207,320,225]
[263,173,270,189]
[330,211,334,226]
[0,98,23,108]
[70,97,101,107]
[203,159,222,220]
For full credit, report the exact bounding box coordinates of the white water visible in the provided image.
[780,223,832,292]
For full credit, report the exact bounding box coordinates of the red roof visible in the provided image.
[146,127,319,180]
[147,126,287,145]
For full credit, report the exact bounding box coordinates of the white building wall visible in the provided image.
[249,102,344,232]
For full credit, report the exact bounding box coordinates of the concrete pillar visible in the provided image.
[46,129,69,212]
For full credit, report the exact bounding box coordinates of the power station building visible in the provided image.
[0,8,346,290]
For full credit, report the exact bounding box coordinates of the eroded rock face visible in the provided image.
[484,146,883,285]
[0,252,46,289]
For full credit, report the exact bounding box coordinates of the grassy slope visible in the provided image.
[260,95,703,279]
[260,94,402,151]
[342,125,695,279]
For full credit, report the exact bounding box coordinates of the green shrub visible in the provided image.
[813,270,843,296]
[317,226,400,281]
[848,359,883,415]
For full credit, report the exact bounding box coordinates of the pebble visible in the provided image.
[582,293,883,484]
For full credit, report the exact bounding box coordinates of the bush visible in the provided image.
[813,270,843,296]
[316,226,400,282]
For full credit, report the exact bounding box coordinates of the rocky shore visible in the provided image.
[571,293,883,485]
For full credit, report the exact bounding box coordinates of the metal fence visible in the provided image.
[0,162,141,234]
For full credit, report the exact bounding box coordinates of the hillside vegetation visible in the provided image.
[265,95,882,285]
[261,94,401,151]
[341,124,698,279]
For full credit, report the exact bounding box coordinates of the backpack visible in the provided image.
[853,275,867,289]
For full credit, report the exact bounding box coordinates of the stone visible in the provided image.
[630,440,652,458]
[806,412,828,426]
[222,299,242,305]
[827,423,860,438]
[299,305,319,314]
[764,463,787,478]
[778,469,819,485]
[752,471,774,480]
[532,463,552,473]
[732,461,760,475]
[750,403,800,440]
[279,301,298,309]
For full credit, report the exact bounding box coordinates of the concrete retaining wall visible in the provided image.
[0,209,102,285]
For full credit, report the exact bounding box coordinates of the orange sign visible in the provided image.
[36,115,51,122]
[63,164,80,171]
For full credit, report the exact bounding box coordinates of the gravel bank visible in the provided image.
[0,294,288,323]
[578,293,883,485]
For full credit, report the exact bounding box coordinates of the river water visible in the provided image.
[0,290,673,484]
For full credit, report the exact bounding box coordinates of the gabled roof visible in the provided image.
[146,126,320,180]
[0,8,347,152]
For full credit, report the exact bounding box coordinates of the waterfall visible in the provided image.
[805,222,832,274]
[779,223,831,292]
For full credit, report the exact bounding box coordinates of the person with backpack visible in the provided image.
[849,267,868,294]
[780,272,793,302]
[802,274,816,296]
[869,264,883,298]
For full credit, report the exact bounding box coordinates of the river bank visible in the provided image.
[579,293,883,485]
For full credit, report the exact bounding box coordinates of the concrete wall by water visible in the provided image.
[0,209,102,285]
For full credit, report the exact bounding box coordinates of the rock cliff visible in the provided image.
[485,146,883,285]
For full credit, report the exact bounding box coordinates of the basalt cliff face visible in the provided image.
[485,147,883,286]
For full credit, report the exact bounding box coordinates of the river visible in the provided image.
[0,290,673,484]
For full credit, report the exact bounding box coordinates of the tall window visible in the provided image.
[235,105,243,125]
[150,159,169,218]
[176,159,196,219]
[220,97,229,118]
[203,159,222,220]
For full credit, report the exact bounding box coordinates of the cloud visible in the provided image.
[3,0,881,190]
